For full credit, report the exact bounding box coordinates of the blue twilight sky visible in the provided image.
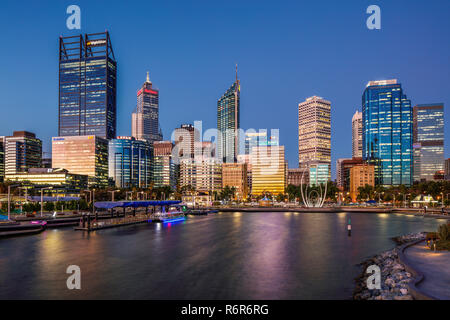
[0,0,449,179]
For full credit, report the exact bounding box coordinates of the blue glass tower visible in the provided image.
[108,137,152,188]
[362,80,413,186]
[59,32,117,140]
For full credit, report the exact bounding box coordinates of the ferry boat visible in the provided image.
[153,206,186,223]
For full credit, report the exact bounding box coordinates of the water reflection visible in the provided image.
[0,212,443,299]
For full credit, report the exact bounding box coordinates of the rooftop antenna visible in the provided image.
[235,63,238,83]
[146,71,151,83]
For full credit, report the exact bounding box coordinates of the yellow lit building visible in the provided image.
[350,164,375,202]
[5,168,88,190]
[222,163,248,200]
[52,136,108,188]
[251,146,286,196]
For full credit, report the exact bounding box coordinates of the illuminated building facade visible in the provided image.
[350,164,375,202]
[132,72,162,144]
[108,136,152,188]
[298,96,331,167]
[5,131,42,175]
[222,163,248,200]
[52,135,108,188]
[309,162,330,187]
[217,69,240,163]
[352,111,363,158]
[413,104,444,182]
[179,157,222,193]
[153,141,177,189]
[251,146,286,196]
[58,32,117,140]
[5,168,88,191]
[362,79,413,186]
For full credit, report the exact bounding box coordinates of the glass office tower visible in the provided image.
[59,32,117,140]
[108,137,152,188]
[362,80,413,186]
[413,104,444,182]
[217,68,240,163]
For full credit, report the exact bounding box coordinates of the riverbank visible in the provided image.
[354,232,427,300]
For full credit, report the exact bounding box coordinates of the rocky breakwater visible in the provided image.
[353,232,426,300]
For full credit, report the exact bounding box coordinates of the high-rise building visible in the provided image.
[217,68,240,163]
[153,141,177,189]
[108,136,152,188]
[336,157,364,191]
[5,131,42,175]
[179,157,222,193]
[222,163,248,200]
[362,79,413,186]
[251,146,286,196]
[0,136,5,182]
[350,164,375,202]
[413,103,444,182]
[352,111,363,158]
[298,96,331,180]
[59,32,117,140]
[132,72,162,144]
[173,124,199,160]
[52,135,108,188]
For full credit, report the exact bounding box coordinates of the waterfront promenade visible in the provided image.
[404,241,450,300]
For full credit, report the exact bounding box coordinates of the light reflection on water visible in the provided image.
[0,212,444,300]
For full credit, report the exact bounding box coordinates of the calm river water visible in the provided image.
[0,211,445,299]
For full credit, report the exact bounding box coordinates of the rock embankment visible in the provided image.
[353,232,426,300]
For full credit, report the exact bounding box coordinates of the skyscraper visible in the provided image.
[108,136,152,188]
[362,79,413,186]
[5,131,42,175]
[59,32,117,140]
[352,111,363,158]
[132,72,162,144]
[413,103,444,182]
[298,96,331,182]
[217,67,240,163]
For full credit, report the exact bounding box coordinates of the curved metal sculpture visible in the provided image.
[300,169,327,208]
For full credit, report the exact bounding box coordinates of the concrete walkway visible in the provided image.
[404,241,450,299]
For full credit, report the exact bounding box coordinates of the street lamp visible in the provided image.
[7,184,20,221]
[40,187,53,217]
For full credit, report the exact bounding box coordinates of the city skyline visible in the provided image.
[0,1,449,180]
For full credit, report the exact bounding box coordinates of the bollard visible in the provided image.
[347,217,352,236]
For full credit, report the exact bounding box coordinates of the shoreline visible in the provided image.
[353,232,427,300]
